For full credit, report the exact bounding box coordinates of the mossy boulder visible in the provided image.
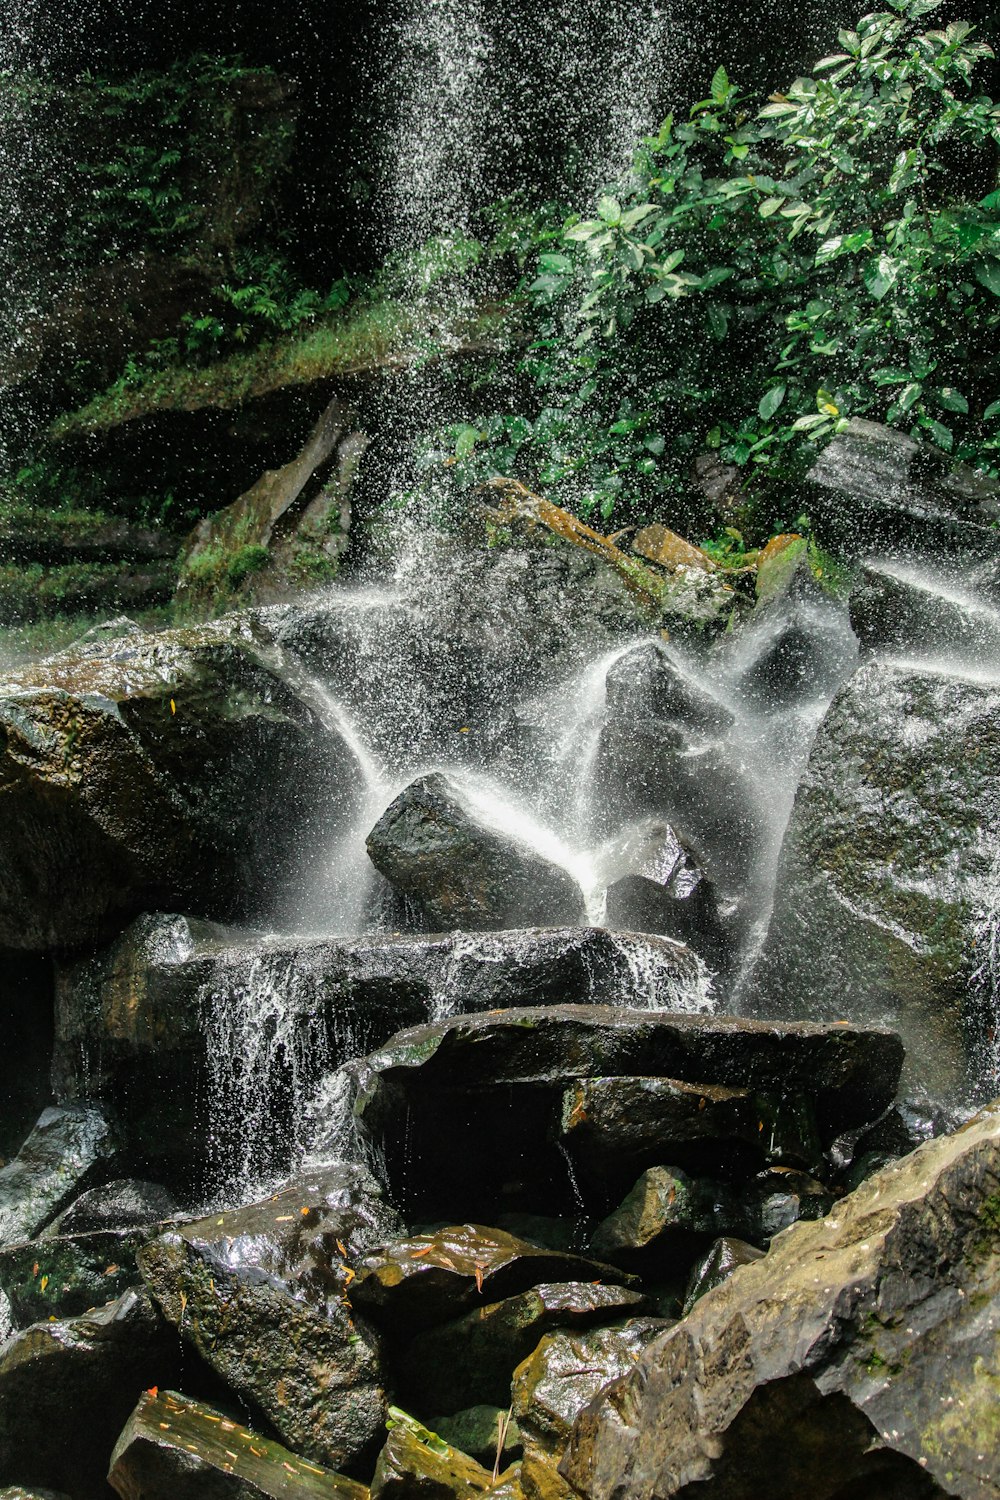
[0,615,358,949]
[562,1103,1000,1500]
[138,1166,397,1470]
[753,658,1000,1101]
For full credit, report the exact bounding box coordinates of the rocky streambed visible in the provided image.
[1,469,1000,1497]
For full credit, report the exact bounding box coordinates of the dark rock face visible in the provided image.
[351,1225,635,1337]
[0,1288,181,1500]
[561,1104,1000,1500]
[398,1283,649,1412]
[849,559,1000,658]
[681,1237,763,1314]
[54,913,431,1188]
[604,862,729,972]
[604,644,734,739]
[429,1408,523,1469]
[49,1178,178,1235]
[753,658,1000,1101]
[0,1104,117,1248]
[558,1076,822,1193]
[589,1166,743,1272]
[313,1006,901,1224]
[0,618,358,950]
[108,1388,367,1500]
[366,773,586,930]
[138,1165,397,1470]
[177,397,367,613]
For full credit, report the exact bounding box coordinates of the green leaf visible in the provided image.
[564,220,602,242]
[758,384,787,421]
[934,387,969,414]
[711,65,730,103]
[707,303,730,341]
[598,196,622,225]
[872,367,911,386]
[814,53,851,70]
[984,401,1000,421]
[864,254,899,301]
[621,203,657,231]
[921,416,953,451]
[897,381,923,413]
[975,260,1000,296]
[758,197,784,217]
[644,433,666,455]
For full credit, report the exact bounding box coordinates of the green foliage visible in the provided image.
[225,543,270,586]
[446,0,1000,526]
[4,55,294,267]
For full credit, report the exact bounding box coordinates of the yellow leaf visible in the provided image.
[170,699,176,714]
[40,1275,48,1292]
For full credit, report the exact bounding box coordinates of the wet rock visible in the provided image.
[808,417,1000,555]
[366,773,586,930]
[399,1283,649,1413]
[54,913,430,1186]
[753,1168,835,1240]
[371,1413,494,1500]
[0,1227,148,1326]
[512,1320,668,1453]
[604,643,734,738]
[139,1165,396,1470]
[738,618,834,708]
[562,1104,1000,1500]
[559,1076,823,1193]
[109,1388,367,1500]
[0,616,358,950]
[589,1167,742,1273]
[313,1008,898,1224]
[0,1288,180,1499]
[49,1178,178,1235]
[0,1104,117,1248]
[352,1226,635,1337]
[0,955,55,1166]
[603,855,730,970]
[752,535,813,607]
[849,558,1000,657]
[429,1408,522,1470]
[0,1490,71,1499]
[681,1236,764,1314]
[753,657,1000,1101]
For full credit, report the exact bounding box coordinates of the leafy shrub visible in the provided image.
[445,0,1000,526]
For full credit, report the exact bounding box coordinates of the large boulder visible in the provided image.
[849,557,1000,658]
[0,1288,181,1500]
[309,1007,902,1223]
[53,913,430,1190]
[108,1389,367,1500]
[138,1164,397,1470]
[562,1104,1000,1500]
[753,657,1000,1101]
[807,417,1000,557]
[366,773,587,930]
[0,1104,117,1248]
[0,616,359,949]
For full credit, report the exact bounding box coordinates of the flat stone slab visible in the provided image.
[352,1225,636,1335]
[109,1389,368,1500]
